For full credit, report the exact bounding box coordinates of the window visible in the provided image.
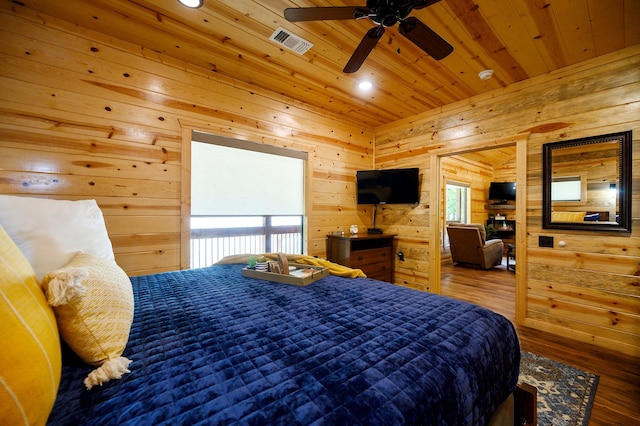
[190,131,307,267]
[445,182,470,223]
[444,181,470,248]
[551,176,583,202]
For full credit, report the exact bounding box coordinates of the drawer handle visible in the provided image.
[381,266,386,271]
[357,256,363,261]
[381,252,386,257]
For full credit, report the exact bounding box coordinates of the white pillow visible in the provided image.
[0,196,114,280]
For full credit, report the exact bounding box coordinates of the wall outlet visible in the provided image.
[539,236,554,248]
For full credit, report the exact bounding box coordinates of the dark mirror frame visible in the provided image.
[543,130,632,233]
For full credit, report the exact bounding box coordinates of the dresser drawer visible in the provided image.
[361,262,392,281]
[349,247,392,268]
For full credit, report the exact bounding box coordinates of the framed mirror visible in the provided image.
[543,131,632,232]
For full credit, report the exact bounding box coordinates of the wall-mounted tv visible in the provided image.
[357,168,420,205]
[488,182,516,203]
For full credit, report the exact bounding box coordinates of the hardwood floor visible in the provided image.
[440,259,640,426]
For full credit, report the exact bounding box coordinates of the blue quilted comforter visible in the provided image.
[49,264,520,425]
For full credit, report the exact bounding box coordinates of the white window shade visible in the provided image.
[191,140,305,216]
[551,178,581,201]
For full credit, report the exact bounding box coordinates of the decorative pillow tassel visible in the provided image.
[42,267,88,306]
[84,356,132,390]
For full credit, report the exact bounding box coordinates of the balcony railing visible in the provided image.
[190,215,303,269]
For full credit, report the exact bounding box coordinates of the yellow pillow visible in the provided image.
[0,225,61,425]
[552,211,586,222]
[41,252,134,390]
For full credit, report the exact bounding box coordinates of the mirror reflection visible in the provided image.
[543,131,632,232]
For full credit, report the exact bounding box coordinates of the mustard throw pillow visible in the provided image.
[0,225,62,426]
[41,252,134,390]
[551,211,586,222]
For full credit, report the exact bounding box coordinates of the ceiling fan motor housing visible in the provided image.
[367,0,413,27]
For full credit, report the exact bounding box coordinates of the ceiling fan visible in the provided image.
[284,0,453,73]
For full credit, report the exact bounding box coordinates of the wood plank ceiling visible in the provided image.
[14,0,640,127]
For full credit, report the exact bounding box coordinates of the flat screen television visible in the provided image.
[488,182,516,203]
[356,168,420,205]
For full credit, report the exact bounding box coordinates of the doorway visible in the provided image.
[435,142,523,320]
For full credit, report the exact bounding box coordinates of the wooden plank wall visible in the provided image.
[0,5,374,276]
[1,3,638,356]
[374,46,640,356]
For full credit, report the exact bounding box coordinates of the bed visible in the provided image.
[0,196,520,425]
[47,262,519,425]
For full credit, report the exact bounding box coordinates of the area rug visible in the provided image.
[519,351,599,426]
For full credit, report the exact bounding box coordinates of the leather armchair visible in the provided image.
[446,223,504,269]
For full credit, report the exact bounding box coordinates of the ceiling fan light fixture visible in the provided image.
[478,69,494,80]
[178,0,203,8]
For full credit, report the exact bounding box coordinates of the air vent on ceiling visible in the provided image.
[269,27,313,55]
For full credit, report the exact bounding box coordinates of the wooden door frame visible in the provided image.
[429,133,529,325]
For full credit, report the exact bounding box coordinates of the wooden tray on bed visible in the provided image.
[242,263,329,286]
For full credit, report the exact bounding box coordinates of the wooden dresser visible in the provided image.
[326,234,395,282]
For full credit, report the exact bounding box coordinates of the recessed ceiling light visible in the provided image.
[358,80,373,91]
[478,69,494,80]
[178,0,203,8]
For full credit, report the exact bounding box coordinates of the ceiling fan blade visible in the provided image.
[284,7,362,22]
[411,0,442,10]
[343,26,385,73]
[399,17,453,60]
